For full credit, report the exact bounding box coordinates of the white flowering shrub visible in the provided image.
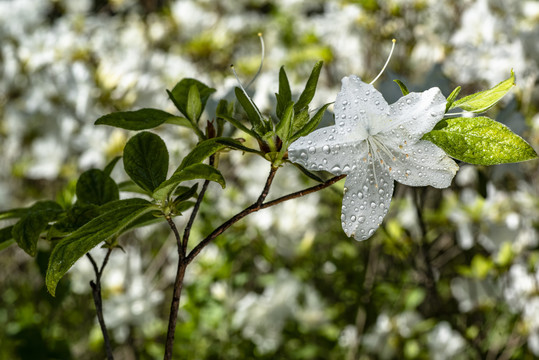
[2,1,539,359]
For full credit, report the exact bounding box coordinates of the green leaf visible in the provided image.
[187,84,202,123]
[0,207,28,220]
[294,60,323,114]
[52,203,100,235]
[76,169,119,206]
[177,137,227,172]
[291,103,330,141]
[423,116,538,165]
[214,137,261,154]
[95,109,181,130]
[123,131,169,193]
[168,78,216,119]
[174,201,196,214]
[290,109,310,136]
[173,184,199,203]
[117,180,147,194]
[450,71,515,112]
[276,66,292,119]
[393,79,409,95]
[152,164,225,201]
[103,156,121,177]
[234,87,264,134]
[291,163,325,183]
[445,86,461,113]
[275,101,295,142]
[0,226,14,251]
[46,198,154,296]
[217,113,260,139]
[164,116,195,129]
[12,201,64,257]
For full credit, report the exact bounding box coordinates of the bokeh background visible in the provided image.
[1,0,539,358]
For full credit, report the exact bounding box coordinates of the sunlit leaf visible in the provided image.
[450,71,515,112]
[423,116,538,165]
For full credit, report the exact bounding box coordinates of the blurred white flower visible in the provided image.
[232,269,326,353]
[427,322,465,360]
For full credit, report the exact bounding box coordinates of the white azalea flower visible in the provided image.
[288,75,458,240]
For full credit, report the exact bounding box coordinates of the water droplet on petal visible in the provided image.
[308,146,316,154]
[358,216,365,223]
[368,229,375,236]
[406,99,412,105]
[350,215,356,222]
[357,192,363,199]
[328,135,335,141]
[331,166,342,174]
[300,152,308,160]
[370,202,376,209]
[322,145,330,154]
[375,100,380,106]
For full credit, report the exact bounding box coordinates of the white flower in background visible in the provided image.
[288,75,458,240]
[427,322,465,360]
[232,269,326,354]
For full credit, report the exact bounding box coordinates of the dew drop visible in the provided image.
[368,229,375,236]
[322,145,330,154]
[331,166,342,174]
[370,202,376,209]
[300,151,308,160]
[350,215,357,222]
[308,146,316,154]
[339,121,345,127]
[358,216,365,223]
[328,135,335,141]
[406,99,412,105]
[357,192,364,199]
[375,100,380,106]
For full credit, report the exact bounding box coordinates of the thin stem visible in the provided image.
[164,156,215,360]
[186,173,345,265]
[163,215,186,360]
[87,250,114,360]
[182,179,211,255]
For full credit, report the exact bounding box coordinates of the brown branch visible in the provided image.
[163,215,187,360]
[87,250,114,360]
[185,173,345,265]
[182,179,210,255]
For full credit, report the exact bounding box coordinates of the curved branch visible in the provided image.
[185,173,345,265]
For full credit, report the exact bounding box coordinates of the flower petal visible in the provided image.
[335,75,389,140]
[382,87,446,137]
[341,158,394,240]
[376,131,458,188]
[288,127,368,174]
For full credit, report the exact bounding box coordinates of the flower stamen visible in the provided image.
[370,39,396,85]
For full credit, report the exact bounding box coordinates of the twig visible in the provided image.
[186,173,345,265]
[87,250,114,360]
[163,215,185,360]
